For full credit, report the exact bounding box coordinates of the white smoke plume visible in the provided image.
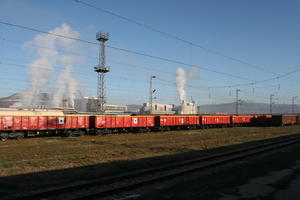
[175,67,199,103]
[187,67,198,79]
[14,24,81,108]
[51,65,80,108]
[176,68,187,102]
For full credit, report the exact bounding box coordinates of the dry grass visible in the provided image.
[1,125,300,177]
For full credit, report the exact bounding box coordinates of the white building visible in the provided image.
[178,101,198,114]
[74,97,90,112]
[74,97,127,114]
[140,103,175,114]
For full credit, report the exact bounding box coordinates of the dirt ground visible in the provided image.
[1,126,300,199]
[135,140,300,200]
[1,126,300,177]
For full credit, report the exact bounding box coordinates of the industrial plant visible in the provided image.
[2,31,200,115]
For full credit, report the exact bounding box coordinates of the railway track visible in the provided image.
[13,134,300,200]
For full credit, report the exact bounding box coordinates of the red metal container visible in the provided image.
[297,115,300,125]
[254,115,272,126]
[131,116,140,127]
[231,115,254,124]
[79,116,89,129]
[115,116,124,127]
[64,116,72,129]
[91,115,155,129]
[12,116,22,130]
[271,115,297,126]
[159,116,174,126]
[2,116,13,130]
[0,115,89,131]
[38,116,48,130]
[187,116,200,125]
[67,115,89,129]
[157,115,199,127]
[29,116,38,130]
[124,116,132,128]
[0,116,2,130]
[200,115,231,125]
[21,116,29,130]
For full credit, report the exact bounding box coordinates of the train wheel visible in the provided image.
[1,133,9,141]
[76,131,85,136]
[65,131,74,137]
[16,132,25,139]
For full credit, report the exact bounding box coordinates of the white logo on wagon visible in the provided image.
[133,118,138,124]
[58,117,65,124]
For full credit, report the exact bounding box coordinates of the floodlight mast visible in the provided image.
[94,32,110,114]
[149,75,156,114]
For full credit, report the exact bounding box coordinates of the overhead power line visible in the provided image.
[2,59,299,94]
[0,61,297,104]
[72,0,291,78]
[0,20,298,92]
[3,37,300,89]
[0,21,268,83]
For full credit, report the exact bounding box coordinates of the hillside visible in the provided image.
[0,93,21,108]
[0,94,298,114]
[199,102,298,114]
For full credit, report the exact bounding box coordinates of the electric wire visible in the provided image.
[72,0,295,80]
[1,21,299,105]
[0,21,283,87]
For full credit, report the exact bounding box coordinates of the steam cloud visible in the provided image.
[176,68,187,102]
[14,24,81,108]
[175,67,198,102]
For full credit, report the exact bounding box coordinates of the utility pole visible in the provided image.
[149,75,156,114]
[236,89,241,115]
[94,32,110,114]
[292,96,298,113]
[270,94,275,114]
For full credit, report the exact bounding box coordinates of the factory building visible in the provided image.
[178,101,198,114]
[104,104,128,114]
[140,103,175,114]
[74,97,127,114]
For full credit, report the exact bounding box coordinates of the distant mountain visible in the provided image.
[199,102,299,114]
[0,93,21,107]
[0,94,298,114]
[0,93,50,108]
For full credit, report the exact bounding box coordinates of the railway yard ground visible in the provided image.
[1,125,300,199]
[134,137,300,200]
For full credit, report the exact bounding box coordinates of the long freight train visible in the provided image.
[0,108,299,141]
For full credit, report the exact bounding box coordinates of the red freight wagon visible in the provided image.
[157,115,199,127]
[200,115,231,127]
[254,115,273,126]
[297,115,300,125]
[231,115,254,126]
[188,116,199,125]
[271,115,297,126]
[0,115,89,140]
[68,115,89,129]
[90,115,155,134]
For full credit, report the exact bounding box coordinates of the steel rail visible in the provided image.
[13,134,300,200]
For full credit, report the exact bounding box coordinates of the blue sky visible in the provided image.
[0,0,300,106]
